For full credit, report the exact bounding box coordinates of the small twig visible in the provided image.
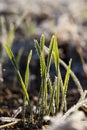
[12,106,22,118]
[0,121,18,129]
[62,98,87,120]
[0,117,21,122]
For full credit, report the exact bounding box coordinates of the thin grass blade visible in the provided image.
[61,59,72,111]
[53,35,59,74]
[47,36,54,73]
[6,25,14,47]
[34,40,41,56]
[23,50,32,122]
[40,34,45,50]
[5,45,29,101]
[63,59,72,93]
[48,81,55,115]
[5,44,17,69]
[25,50,32,88]
[40,52,46,78]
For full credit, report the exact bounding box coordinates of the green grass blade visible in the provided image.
[48,81,55,115]
[52,36,60,111]
[53,35,59,74]
[23,50,32,122]
[47,36,54,73]
[25,50,32,88]
[55,74,60,111]
[35,37,47,111]
[60,59,72,111]
[39,46,48,112]
[17,71,29,101]
[47,77,53,93]
[58,68,63,90]
[63,59,72,93]
[40,34,45,50]
[34,40,41,56]
[5,44,17,69]
[5,45,29,101]
[6,25,14,47]
[39,52,46,101]
[40,52,46,78]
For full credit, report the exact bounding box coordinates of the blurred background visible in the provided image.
[0,0,87,93]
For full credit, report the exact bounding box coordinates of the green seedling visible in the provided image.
[23,50,32,122]
[35,35,54,116]
[35,34,84,116]
[35,35,72,116]
[5,34,84,124]
[5,44,32,122]
[5,44,30,102]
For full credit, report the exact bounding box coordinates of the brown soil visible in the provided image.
[0,86,41,130]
